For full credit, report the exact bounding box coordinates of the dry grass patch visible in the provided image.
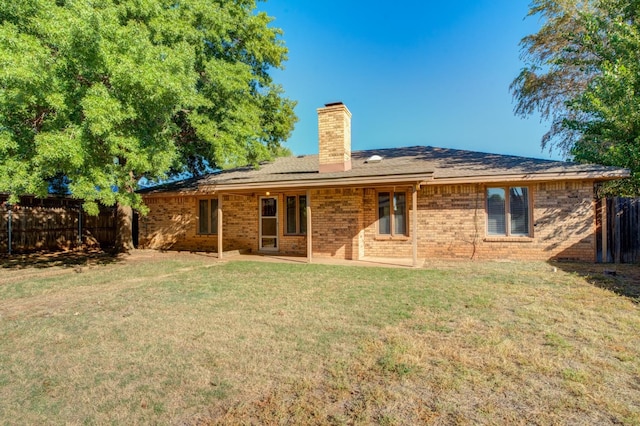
[0,253,639,424]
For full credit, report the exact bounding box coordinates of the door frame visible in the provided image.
[259,196,278,251]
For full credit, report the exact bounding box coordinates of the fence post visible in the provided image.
[635,199,640,262]
[614,197,621,264]
[601,199,608,263]
[7,203,12,255]
[78,207,82,246]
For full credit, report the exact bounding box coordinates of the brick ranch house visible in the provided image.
[138,102,628,265]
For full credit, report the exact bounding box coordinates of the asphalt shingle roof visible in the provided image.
[140,145,628,194]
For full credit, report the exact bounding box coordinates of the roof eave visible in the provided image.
[139,169,631,198]
[198,172,434,192]
[429,170,630,185]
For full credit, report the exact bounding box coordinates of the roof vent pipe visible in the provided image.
[365,155,383,163]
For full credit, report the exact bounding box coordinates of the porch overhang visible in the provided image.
[427,169,631,185]
[198,172,434,194]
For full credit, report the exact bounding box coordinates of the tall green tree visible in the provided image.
[512,0,640,195]
[0,0,297,214]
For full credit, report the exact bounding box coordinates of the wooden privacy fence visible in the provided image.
[596,197,640,263]
[0,196,117,254]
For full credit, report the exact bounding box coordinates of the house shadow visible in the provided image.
[529,194,640,301]
[0,249,122,270]
[548,243,640,302]
[550,260,640,302]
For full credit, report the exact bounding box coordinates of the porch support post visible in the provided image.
[306,189,312,263]
[412,184,419,267]
[217,194,223,259]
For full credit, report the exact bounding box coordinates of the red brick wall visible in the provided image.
[276,193,308,255]
[409,181,596,261]
[139,194,257,252]
[416,184,483,259]
[139,196,195,250]
[362,187,415,258]
[527,181,596,261]
[222,194,258,252]
[310,188,363,259]
[140,180,597,262]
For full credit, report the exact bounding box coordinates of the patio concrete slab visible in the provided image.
[223,252,422,268]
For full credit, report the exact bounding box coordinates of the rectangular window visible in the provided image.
[487,188,506,235]
[378,192,391,234]
[487,186,530,236]
[299,195,307,234]
[509,187,529,235]
[378,191,407,236]
[394,192,406,235]
[198,198,218,235]
[285,195,307,235]
[286,196,297,234]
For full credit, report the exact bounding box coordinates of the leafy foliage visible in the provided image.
[0,0,297,213]
[512,0,640,195]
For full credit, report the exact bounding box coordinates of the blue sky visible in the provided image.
[257,1,561,160]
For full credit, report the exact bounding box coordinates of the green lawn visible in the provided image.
[0,253,639,424]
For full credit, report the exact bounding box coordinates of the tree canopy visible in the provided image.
[511,0,640,195]
[0,0,297,213]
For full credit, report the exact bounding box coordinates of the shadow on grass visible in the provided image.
[550,261,640,302]
[0,249,122,270]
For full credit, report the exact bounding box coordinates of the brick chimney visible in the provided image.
[318,102,352,173]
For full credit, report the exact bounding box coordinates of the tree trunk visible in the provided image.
[115,203,134,253]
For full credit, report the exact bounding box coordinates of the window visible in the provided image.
[487,187,530,236]
[285,195,307,235]
[378,191,407,236]
[198,198,218,235]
